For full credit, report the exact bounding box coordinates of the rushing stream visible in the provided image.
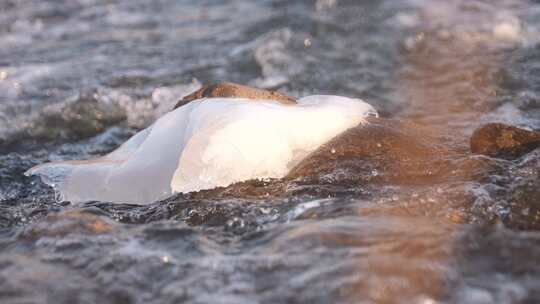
[1,0,540,303]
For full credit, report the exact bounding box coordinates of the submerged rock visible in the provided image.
[28,89,126,141]
[286,119,454,185]
[174,82,296,109]
[20,208,116,239]
[470,123,540,159]
[507,178,540,230]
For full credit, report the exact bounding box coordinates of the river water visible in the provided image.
[1,0,540,303]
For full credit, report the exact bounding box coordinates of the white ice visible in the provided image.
[26,95,377,204]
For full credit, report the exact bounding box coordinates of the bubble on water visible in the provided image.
[493,21,522,42]
[315,0,338,12]
[495,203,511,219]
[394,12,420,28]
[226,217,249,234]
[285,198,333,221]
[259,207,271,215]
[417,297,438,304]
[456,286,494,304]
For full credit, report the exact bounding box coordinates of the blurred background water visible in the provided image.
[1,0,540,303]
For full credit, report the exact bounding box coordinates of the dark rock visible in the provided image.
[470,123,540,159]
[174,82,296,109]
[28,89,126,141]
[506,178,540,230]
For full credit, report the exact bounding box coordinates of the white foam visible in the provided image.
[493,20,522,42]
[26,95,376,204]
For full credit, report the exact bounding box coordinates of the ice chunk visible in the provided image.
[26,95,377,204]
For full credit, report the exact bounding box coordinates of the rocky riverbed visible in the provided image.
[1,0,540,303]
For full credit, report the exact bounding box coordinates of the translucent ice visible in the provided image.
[26,95,377,204]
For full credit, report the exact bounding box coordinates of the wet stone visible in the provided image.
[173,82,296,109]
[20,208,117,240]
[507,178,540,230]
[27,89,126,142]
[183,206,230,227]
[470,123,540,159]
[286,118,455,185]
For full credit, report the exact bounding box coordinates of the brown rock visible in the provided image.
[286,118,453,185]
[470,123,540,158]
[176,119,499,199]
[174,82,296,109]
[21,209,116,239]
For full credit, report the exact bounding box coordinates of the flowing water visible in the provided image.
[1,0,540,303]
